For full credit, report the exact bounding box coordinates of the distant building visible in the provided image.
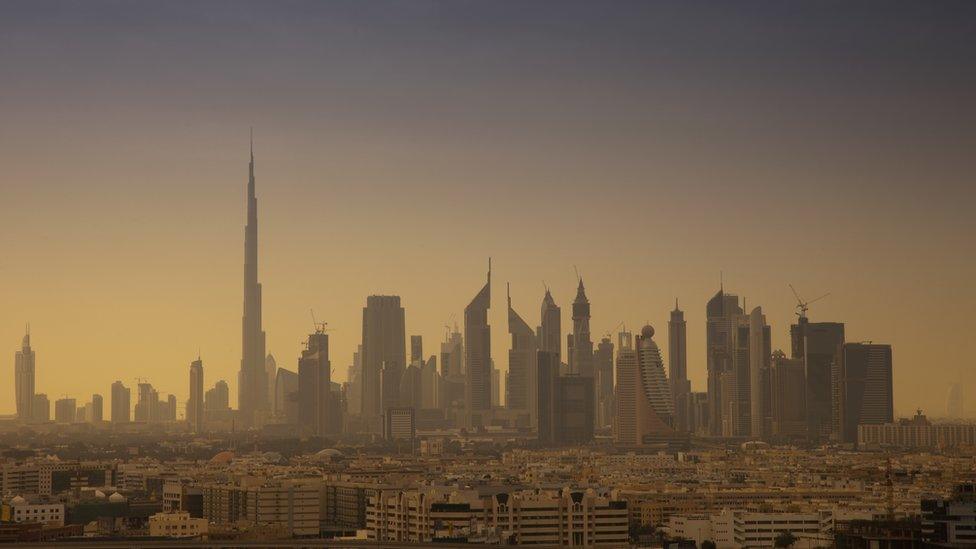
[384,407,415,441]
[274,367,299,424]
[507,286,538,427]
[89,394,103,423]
[615,326,675,446]
[361,295,406,430]
[299,330,332,436]
[791,318,844,442]
[706,289,743,436]
[149,511,208,538]
[946,381,964,418]
[410,336,423,365]
[552,376,595,444]
[539,289,561,367]
[669,303,690,432]
[567,279,594,378]
[188,358,204,433]
[594,336,615,429]
[205,380,230,412]
[747,307,771,439]
[111,381,130,423]
[54,398,76,424]
[465,262,491,428]
[31,393,50,423]
[858,410,976,449]
[769,351,806,438]
[833,342,893,444]
[14,326,35,421]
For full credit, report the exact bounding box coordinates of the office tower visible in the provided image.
[384,407,416,441]
[668,303,691,432]
[55,398,76,424]
[420,356,439,409]
[399,363,421,410]
[274,368,299,424]
[165,394,177,421]
[769,351,806,438]
[361,295,406,427]
[111,381,130,423]
[507,285,538,426]
[346,346,362,416]
[613,329,638,445]
[465,261,491,427]
[31,393,50,423]
[616,326,676,446]
[567,279,594,377]
[748,307,771,439]
[135,383,158,422]
[833,343,893,444]
[238,134,269,425]
[410,336,423,365]
[552,376,595,444]
[206,380,230,412]
[299,329,332,436]
[14,325,35,421]
[539,289,561,366]
[686,391,709,435]
[77,405,87,423]
[188,358,204,433]
[90,394,103,423]
[706,288,743,436]
[947,382,964,418]
[439,327,465,416]
[265,354,277,410]
[491,361,501,407]
[536,350,559,443]
[791,317,844,441]
[594,337,614,429]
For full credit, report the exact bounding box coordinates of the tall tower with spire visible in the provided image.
[669,300,691,431]
[507,284,538,425]
[15,324,35,420]
[568,278,593,377]
[465,259,491,427]
[239,131,268,425]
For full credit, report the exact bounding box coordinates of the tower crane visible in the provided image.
[789,284,830,319]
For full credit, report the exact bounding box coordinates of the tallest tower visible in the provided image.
[239,131,268,425]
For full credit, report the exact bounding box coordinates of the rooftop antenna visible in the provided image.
[789,284,830,320]
[310,308,328,334]
[573,265,581,282]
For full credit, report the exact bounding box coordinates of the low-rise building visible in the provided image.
[148,511,208,538]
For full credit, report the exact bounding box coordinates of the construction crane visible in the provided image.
[789,284,830,319]
[309,308,328,335]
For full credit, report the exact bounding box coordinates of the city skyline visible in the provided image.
[3,1,975,418]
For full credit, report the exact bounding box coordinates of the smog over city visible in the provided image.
[1,2,975,547]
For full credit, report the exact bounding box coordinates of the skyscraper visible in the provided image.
[274,367,299,424]
[90,394,103,423]
[668,303,691,432]
[567,279,593,377]
[31,394,50,423]
[55,398,76,424]
[507,284,538,425]
[439,326,465,417]
[791,317,845,442]
[465,261,491,427]
[14,325,35,421]
[539,289,561,366]
[769,351,806,438]
[361,295,406,429]
[239,133,269,425]
[299,329,332,436]
[594,337,614,429]
[410,336,423,366]
[833,342,893,444]
[346,346,363,416]
[615,326,675,446]
[947,381,964,418]
[111,381,130,423]
[748,307,771,439]
[265,354,277,410]
[206,380,230,412]
[706,288,743,436]
[188,358,204,433]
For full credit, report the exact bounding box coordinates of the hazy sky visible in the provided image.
[2,1,975,417]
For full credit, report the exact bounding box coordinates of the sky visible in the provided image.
[2,1,975,417]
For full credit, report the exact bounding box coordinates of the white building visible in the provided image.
[2,496,64,526]
[667,508,870,548]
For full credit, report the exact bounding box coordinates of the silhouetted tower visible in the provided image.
[188,357,204,433]
[465,260,491,427]
[239,132,269,424]
[14,325,35,420]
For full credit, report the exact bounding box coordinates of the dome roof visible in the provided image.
[210,450,235,464]
[313,448,343,461]
[108,492,126,503]
[641,325,655,338]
